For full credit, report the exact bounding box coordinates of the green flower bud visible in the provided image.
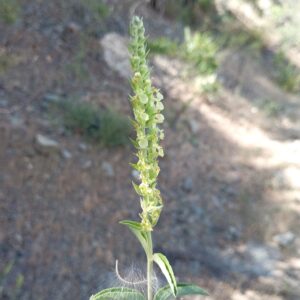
[138,138,148,149]
[156,102,164,111]
[156,114,164,123]
[139,93,148,104]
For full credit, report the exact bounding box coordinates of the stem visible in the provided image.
[146,232,153,300]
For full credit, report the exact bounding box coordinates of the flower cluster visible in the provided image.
[129,16,165,231]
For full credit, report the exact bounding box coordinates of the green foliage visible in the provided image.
[258,99,283,118]
[0,0,20,24]
[154,283,209,300]
[66,34,89,80]
[0,262,24,300]
[162,0,217,26]
[90,287,145,300]
[182,27,218,75]
[147,30,218,75]
[61,100,131,146]
[147,37,178,56]
[90,284,208,300]
[196,0,215,12]
[153,253,177,296]
[219,28,264,53]
[120,220,151,255]
[273,51,300,93]
[0,51,17,74]
[82,0,110,21]
[147,29,219,94]
[269,1,300,49]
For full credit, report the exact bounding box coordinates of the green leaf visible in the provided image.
[120,220,150,255]
[153,253,177,296]
[154,283,209,300]
[90,287,145,300]
[132,181,142,195]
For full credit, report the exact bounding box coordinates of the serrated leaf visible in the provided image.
[129,137,139,149]
[130,163,139,171]
[153,253,177,296]
[90,287,145,300]
[120,220,150,255]
[154,283,209,300]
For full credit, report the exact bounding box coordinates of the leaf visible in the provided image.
[90,287,145,300]
[154,283,209,300]
[120,220,150,255]
[153,253,177,296]
[132,181,141,195]
[130,137,139,149]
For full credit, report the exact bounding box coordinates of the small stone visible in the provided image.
[34,134,59,154]
[43,93,61,103]
[242,242,280,276]
[82,160,92,169]
[79,143,88,151]
[284,167,300,189]
[83,195,94,213]
[66,22,81,33]
[227,226,241,241]
[188,119,200,134]
[61,149,72,160]
[10,115,24,127]
[194,207,204,217]
[182,177,193,192]
[0,99,8,107]
[101,162,114,177]
[270,171,286,189]
[15,234,22,243]
[100,32,131,79]
[273,231,296,247]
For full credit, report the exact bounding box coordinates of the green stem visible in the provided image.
[146,232,153,300]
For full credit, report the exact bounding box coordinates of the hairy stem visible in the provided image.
[146,232,153,300]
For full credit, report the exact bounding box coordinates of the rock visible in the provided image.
[61,149,72,160]
[100,32,131,79]
[283,167,300,189]
[181,177,193,192]
[0,99,8,107]
[223,242,281,277]
[101,162,114,177]
[239,242,280,276]
[65,22,81,33]
[79,143,88,151]
[232,290,282,300]
[43,93,61,104]
[270,171,285,188]
[82,160,92,169]
[227,225,241,241]
[34,134,59,154]
[273,231,295,247]
[211,195,226,208]
[194,207,204,217]
[271,168,300,189]
[188,118,200,134]
[10,115,24,127]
